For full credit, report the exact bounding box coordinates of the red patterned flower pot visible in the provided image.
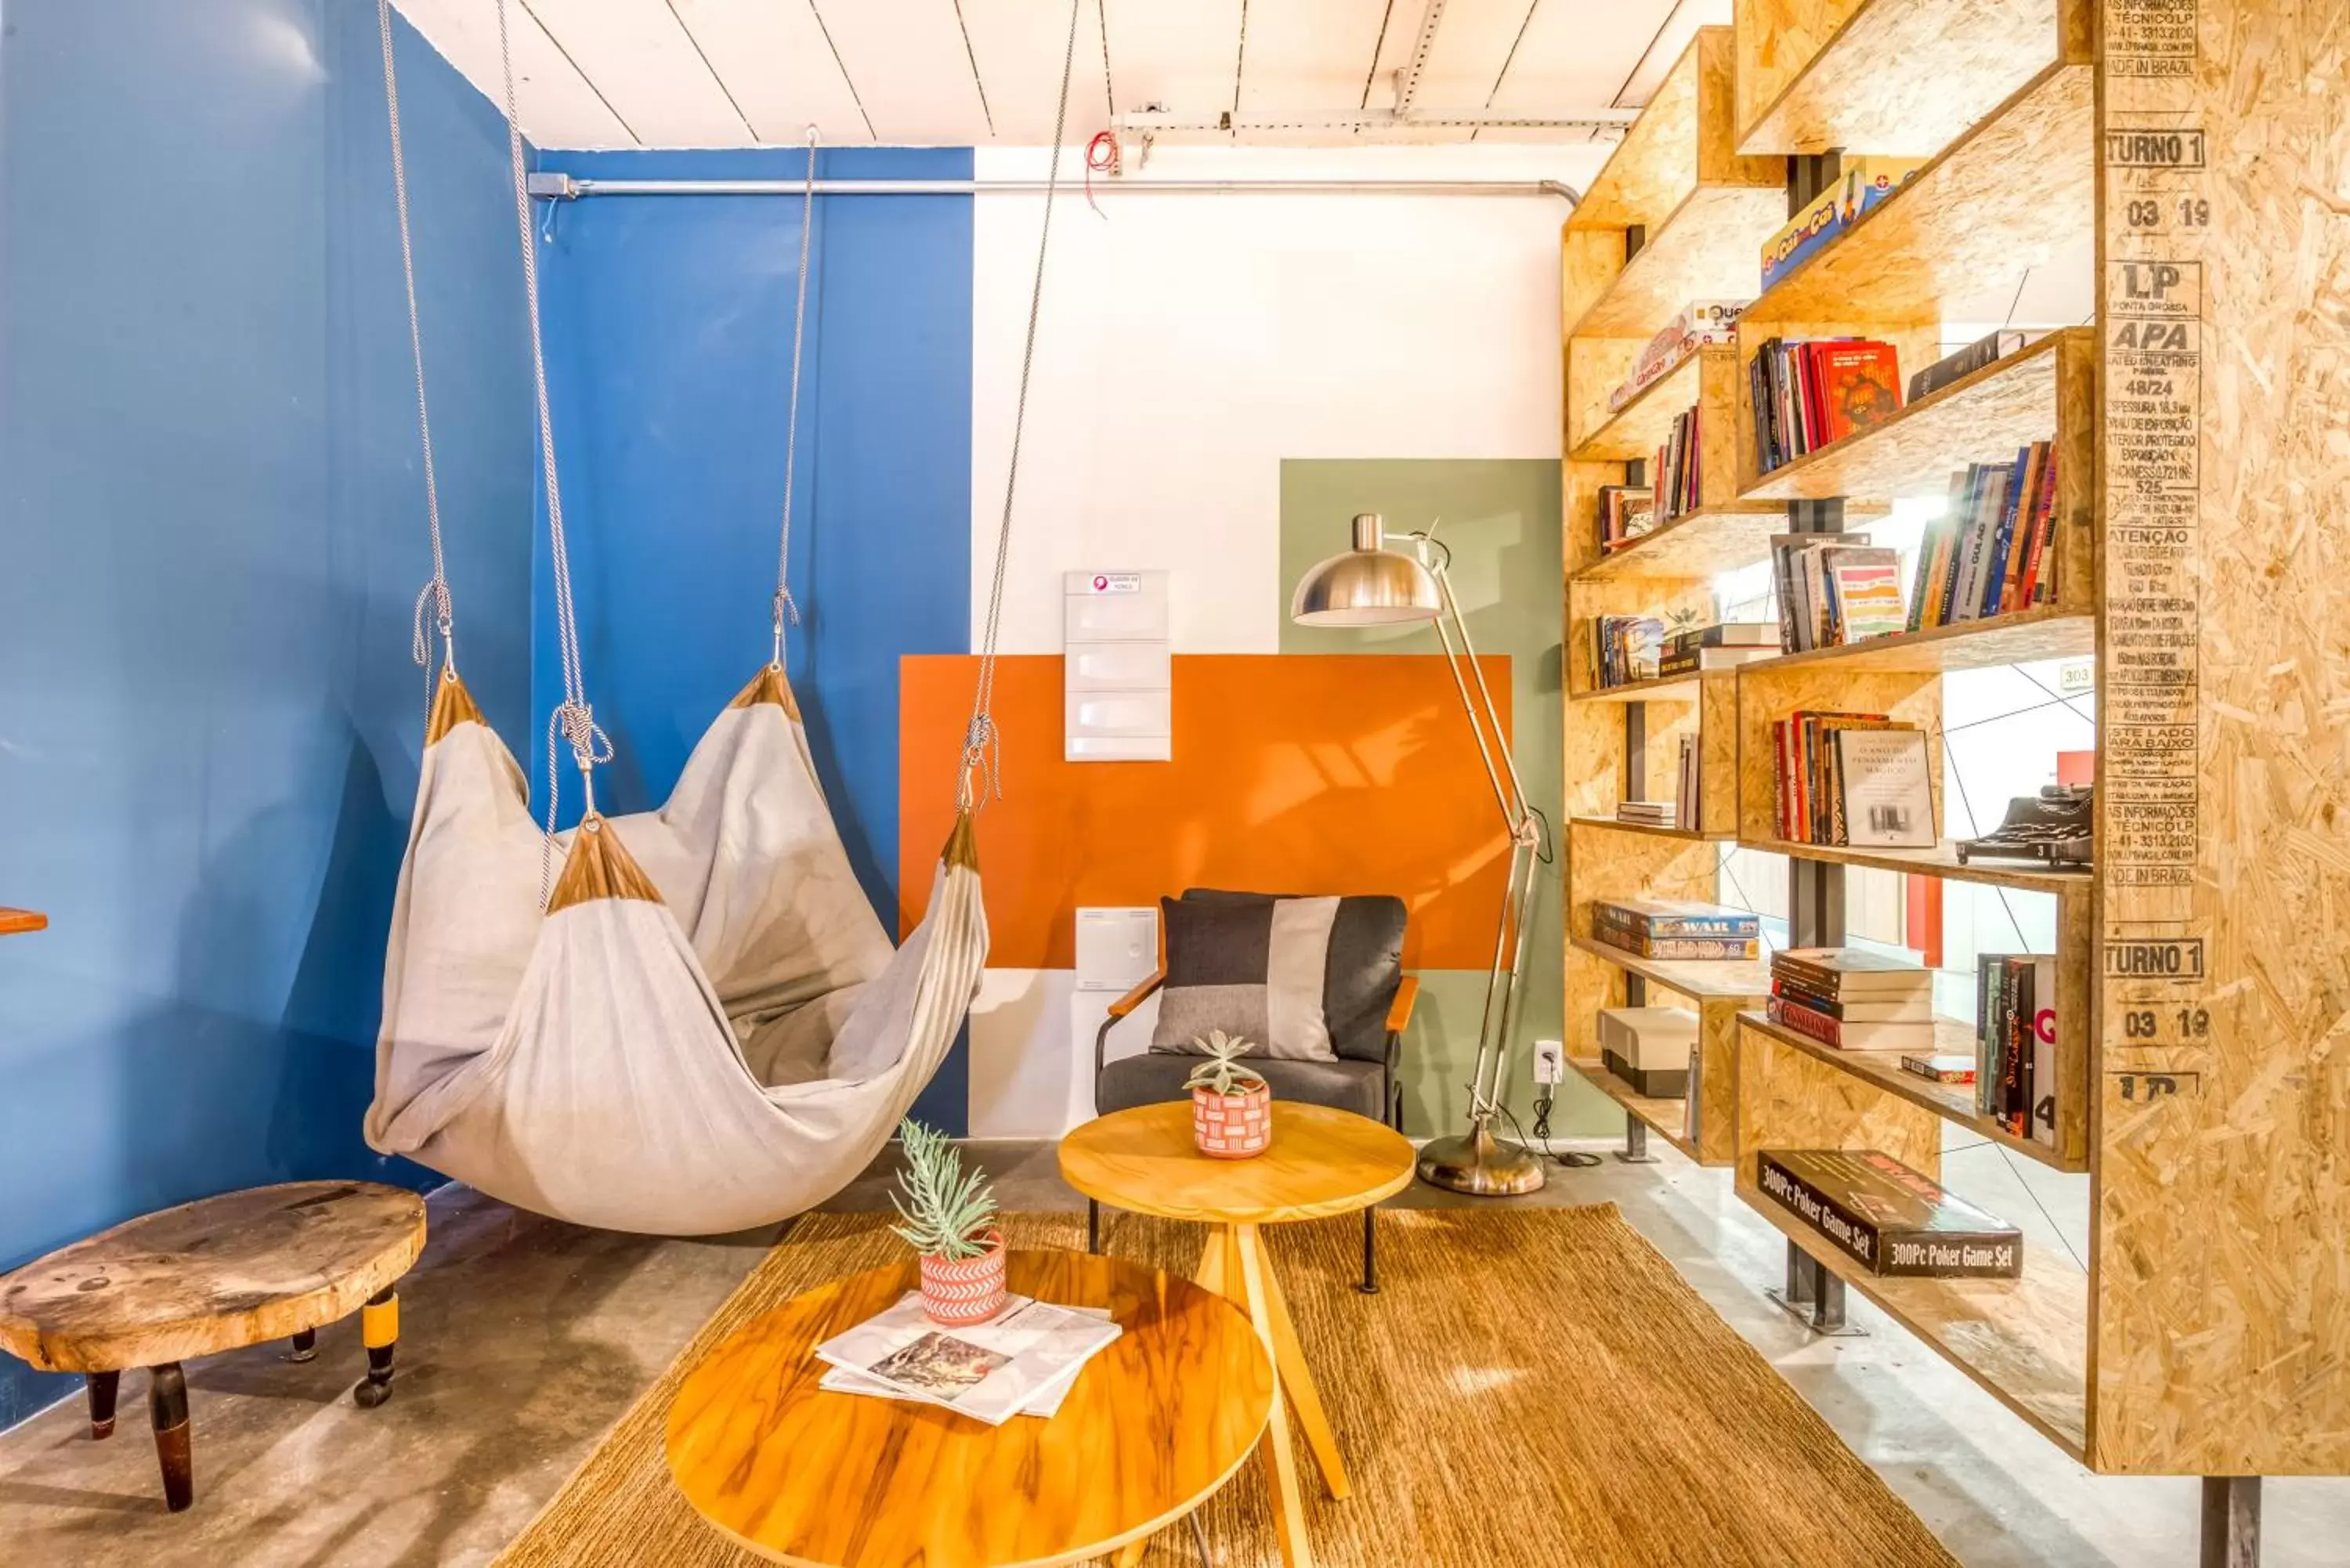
[919,1230,1008,1326]
[1192,1083,1273,1159]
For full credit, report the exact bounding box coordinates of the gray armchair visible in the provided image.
[1087,889,1417,1290]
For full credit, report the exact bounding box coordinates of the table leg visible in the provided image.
[1245,1228,1351,1501]
[1233,1223,1313,1568]
[1194,1230,1229,1298]
[86,1371,120,1440]
[149,1363,193,1512]
[1113,1540,1148,1567]
[355,1286,398,1408]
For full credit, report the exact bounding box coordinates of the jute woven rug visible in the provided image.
[494,1206,1957,1568]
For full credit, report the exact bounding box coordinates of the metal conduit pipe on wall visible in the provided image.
[526,173,1582,204]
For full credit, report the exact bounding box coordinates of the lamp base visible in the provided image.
[1417,1120,1547,1197]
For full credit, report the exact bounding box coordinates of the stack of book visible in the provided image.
[1767,947,1934,1050]
[815,1292,1123,1425]
[1651,405,1703,521]
[1907,443,2061,630]
[1755,1149,2022,1278]
[1614,799,1678,829]
[1768,712,1933,847]
[1658,622,1778,675]
[1976,953,2058,1148]
[1749,337,1904,473]
[1606,299,1748,412]
[1592,615,1663,688]
[1596,485,1656,555]
[1593,899,1759,959]
[1769,534,1907,651]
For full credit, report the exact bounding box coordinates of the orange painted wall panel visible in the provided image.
[898,654,1513,970]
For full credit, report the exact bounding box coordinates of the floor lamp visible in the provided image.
[1291,513,1547,1196]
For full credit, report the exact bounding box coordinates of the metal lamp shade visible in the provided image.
[1289,513,1441,627]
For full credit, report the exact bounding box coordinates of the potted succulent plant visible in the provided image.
[1184,1031,1273,1158]
[889,1118,1007,1325]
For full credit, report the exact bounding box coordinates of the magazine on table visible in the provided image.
[813,1293,1121,1425]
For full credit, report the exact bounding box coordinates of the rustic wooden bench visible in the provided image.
[0,1181,426,1511]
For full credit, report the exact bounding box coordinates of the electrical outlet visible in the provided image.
[1533,1038,1565,1086]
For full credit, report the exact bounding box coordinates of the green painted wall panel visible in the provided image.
[1280,461,1615,1138]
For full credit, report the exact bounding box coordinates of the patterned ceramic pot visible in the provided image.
[919,1230,1008,1326]
[1192,1083,1274,1159]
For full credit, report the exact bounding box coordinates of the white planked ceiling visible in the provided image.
[392,0,1726,152]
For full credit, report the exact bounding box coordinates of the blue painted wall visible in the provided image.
[0,1,533,1427]
[527,148,976,1129]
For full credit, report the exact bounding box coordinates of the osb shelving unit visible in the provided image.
[1550,0,2350,1534]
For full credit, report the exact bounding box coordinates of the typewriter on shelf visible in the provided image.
[1955,784,2094,870]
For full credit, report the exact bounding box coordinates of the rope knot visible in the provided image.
[956,714,1003,812]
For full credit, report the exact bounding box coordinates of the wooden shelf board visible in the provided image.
[1741,331,2084,504]
[1567,1057,1698,1161]
[1569,349,1705,463]
[1739,606,2093,676]
[1737,1011,2086,1172]
[1571,184,1785,340]
[0,909,47,937]
[1740,837,2091,898]
[1735,1173,2088,1458]
[1572,933,1770,1002]
[1737,0,2077,158]
[1572,672,1704,706]
[1738,59,2093,328]
[1567,815,1732,844]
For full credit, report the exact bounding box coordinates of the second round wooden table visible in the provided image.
[1058,1100,1415,1568]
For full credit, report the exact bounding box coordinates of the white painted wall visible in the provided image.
[970,143,1598,656]
[963,143,1603,1135]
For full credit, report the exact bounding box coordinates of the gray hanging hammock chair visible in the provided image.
[363,0,1078,1234]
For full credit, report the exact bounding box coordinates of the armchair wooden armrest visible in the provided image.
[1385,974,1420,1035]
[1107,969,1166,1020]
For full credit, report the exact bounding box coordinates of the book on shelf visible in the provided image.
[1599,1006,1698,1098]
[1651,405,1704,522]
[1766,994,1933,1051]
[1592,616,1664,688]
[1773,946,1935,999]
[1750,338,1905,475]
[1770,533,1896,652]
[1593,924,1756,962]
[1769,711,1925,845]
[1596,898,1759,940]
[1675,734,1698,832]
[1597,485,1656,555]
[1614,800,1679,829]
[1759,157,1927,291]
[1832,728,1935,849]
[814,1293,1123,1425]
[1908,443,2060,630]
[1657,645,1777,676]
[1901,1053,1977,1085]
[1607,299,1748,411]
[1976,954,2059,1147]
[1907,328,2030,403]
[1668,622,1778,651]
[1755,1150,2023,1279]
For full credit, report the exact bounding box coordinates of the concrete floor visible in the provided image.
[0,1139,2343,1567]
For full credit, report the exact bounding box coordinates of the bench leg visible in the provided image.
[86,1371,120,1440]
[288,1328,316,1363]
[149,1364,192,1512]
[354,1286,398,1408]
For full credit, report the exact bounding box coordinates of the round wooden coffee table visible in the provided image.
[1058,1101,1415,1568]
[665,1249,1272,1567]
[0,1180,425,1512]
